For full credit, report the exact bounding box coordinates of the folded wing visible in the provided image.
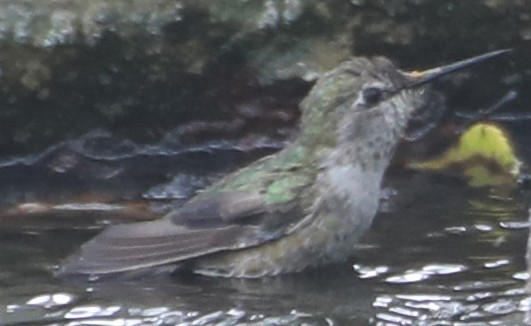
[61,191,299,275]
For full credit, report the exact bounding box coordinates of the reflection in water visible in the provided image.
[365,177,529,325]
[0,167,528,325]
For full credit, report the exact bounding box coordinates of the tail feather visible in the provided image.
[61,219,253,275]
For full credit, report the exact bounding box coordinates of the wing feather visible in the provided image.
[62,155,314,276]
[62,218,264,274]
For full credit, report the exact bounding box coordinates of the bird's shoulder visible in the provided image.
[168,146,317,228]
[199,146,316,206]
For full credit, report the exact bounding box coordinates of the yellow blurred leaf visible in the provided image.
[409,123,521,187]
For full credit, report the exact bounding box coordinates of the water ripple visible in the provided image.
[384,264,467,284]
[26,292,76,308]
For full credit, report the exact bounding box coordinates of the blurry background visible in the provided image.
[0,1,530,325]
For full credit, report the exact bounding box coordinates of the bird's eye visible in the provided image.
[361,86,384,106]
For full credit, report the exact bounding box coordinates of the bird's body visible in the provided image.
[62,51,508,278]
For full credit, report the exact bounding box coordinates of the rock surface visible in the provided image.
[0,0,528,159]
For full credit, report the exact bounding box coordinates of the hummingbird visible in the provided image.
[62,50,508,278]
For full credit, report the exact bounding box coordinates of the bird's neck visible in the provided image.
[297,108,403,175]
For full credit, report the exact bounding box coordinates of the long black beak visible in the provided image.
[404,49,511,88]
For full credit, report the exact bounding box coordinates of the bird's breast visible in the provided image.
[192,165,381,278]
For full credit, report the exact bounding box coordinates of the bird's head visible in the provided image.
[297,50,510,167]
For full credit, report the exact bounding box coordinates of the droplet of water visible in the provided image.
[141,306,169,317]
[385,270,429,284]
[64,305,121,319]
[396,294,452,302]
[388,306,421,318]
[373,295,393,308]
[499,220,529,229]
[444,226,468,234]
[473,223,493,232]
[519,296,531,313]
[482,299,517,315]
[454,280,516,291]
[190,311,227,325]
[503,288,526,296]
[64,305,104,319]
[353,264,390,279]
[26,292,75,308]
[512,271,529,281]
[6,304,21,313]
[227,308,245,318]
[422,263,467,275]
[460,310,489,321]
[26,294,51,306]
[158,311,186,325]
[375,312,413,324]
[484,259,510,269]
[466,292,493,302]
[404,301,444,312]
